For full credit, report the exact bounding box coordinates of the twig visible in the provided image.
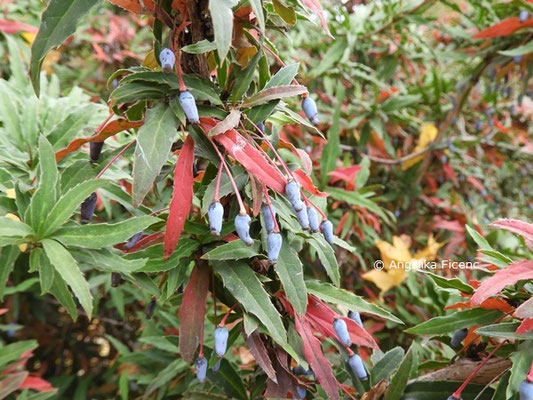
[96,140,136,179]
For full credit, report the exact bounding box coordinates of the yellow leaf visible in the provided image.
[21,32,37,44]
[5,213,28,252]
[414,234,443,261]
[5,189,16,199]
[363,268,407,293]
[142,50,158,69]
[402,123,438,170]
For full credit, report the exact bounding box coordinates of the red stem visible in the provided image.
[171,20,190,92]
[528,359,533,382]
[302,193,327,220]
[261,43,301,87]
[262,184,280,233]
[213,156,224,201]
[198,319,205,358]
[212,271,217,327]
[452,340,506,398]
[96,140,135,179]
[219,303,238,327]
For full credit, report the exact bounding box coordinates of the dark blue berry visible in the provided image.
[80,192,97,224]
[90,141,104,163]
[450,328,468,349]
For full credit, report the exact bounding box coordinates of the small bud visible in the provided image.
[179,91,200,124]
[333,318,351,346]
[307,206,320,233]
[285,180,303,211]
[214,326,229,357]
[296,386,306,399]
[320,220,334,244]
[450,328,468,349]
[111,272,122,287]
[295,207,309,230]
[302,96,319,125]
[520,379,533,399]
[348,354,367,380]
[195,356,208,382]
[145,299,156,319]
[520,10,530,23]
[90,141,104,163]
[208,201,224,236]
[212,358,221,372]
[475,120,483,131]
[348,311,363,327]
[258,122,265,132]
[267,232,282,264]
[159,48,175,74]
[80,192,97,224]
[124,232,143,250]
[235,214,253,246]
[262,203,276,233]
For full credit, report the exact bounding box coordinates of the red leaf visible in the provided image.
[444,298,514,313]
[19,376,55,392]
[328,166,361,191]
[442,162,458,186]
[178,262,210,362]
[489,219,533,243]
[471,260,533,306]
[516,318,533,334]
[108,0,155,13]
[293,169,329,198]
[55,118,143,162]
[294,313,340,400]
[300,0,331,37]
[202,118,286,193]
[245,331,278,383]
[472,17,533,39]
[0,308,8,315]
[0,19,38,34]
[466,176,485,192]
[164,135,195,259]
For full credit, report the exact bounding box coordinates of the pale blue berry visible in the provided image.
[214,326,229,357]
[295,207,309,230]
[296,386,306,399]
[348,354,367,380]
[159,48,175,73]
[179,91,200,124]
[196,357,208,382]
[320,220,334,244]
[333,318,351,346]
[262,204,276,233]
[208,201,224,236]
[302,96,319,125]
[235,214,253,246]
[520,379,533,399]
[307,206,320,232]
[267,232,282,264]
[520,11,530,23]
[348,311,363,327]
[285,180,303,211]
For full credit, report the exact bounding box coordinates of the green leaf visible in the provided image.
[0,217,33,238]
[206,356,249,400]
[404,309,503,335]
[305,280,403,324]
[403,381,494,400]
[273,0,296,25]
[30,248,55,294]
[508,341,533,398]
[307,234,340,286]
[42,239,93,319]
[274,239,307,315]
[182,40,217,54]
[264,63,299,89]
[249,0,265,34]
[75,249,148,273]
[465,225,491,249]
[213,260,287,347]
[0,340,38,366]
[499,41,533,57]
[475,322,533,340]
[53,216,159,249]
[30,0,100,96]
[424,271,474,294]
[138,336,179,353]
[132,104,179,207]
[209,0,238,60]
[232,52,261,104]
[201,240,260,261]
[320,83,344,186]
[241,85,307,108]
[371,347,405,385]
[0,246,19,300]
[26,136,58,231]
[137,239,199,272]
[42,179,110,237]
[384,346,414,400]
[145,359,187,397]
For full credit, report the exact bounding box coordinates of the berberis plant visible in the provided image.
[0,0,532,398]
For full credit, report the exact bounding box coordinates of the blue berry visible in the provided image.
[320,220,334,244]
[514,55,523,63]
[348,354,367,380]
[302,96,319,125]
[235,214,253,246]
[285,180,303,211]
[159,48,175,74]
[208,201,224,236]
[124,232,143,250]
[295,207,310,230]
[267,232,282,264]
[450,328,468,349]
[520,379,533,399]
[80,192,97,224]
[520,10,530,22]
[214,326,229,357]
[258,122,265,132]
[196,357,208,382]
[292,365,312,376]
[145,299,156,319]
[179,91,200,124]
[262,203,276,233]
[475,120,483,131]
[447,397,462,400]
[307,206,319,233]
[348,311,363,327]
[111,272,122,287]
[90,141,104,162]
[296,386,306,399]
[333,318,351,346]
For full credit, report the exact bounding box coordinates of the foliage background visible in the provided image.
[0,0,532,399]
